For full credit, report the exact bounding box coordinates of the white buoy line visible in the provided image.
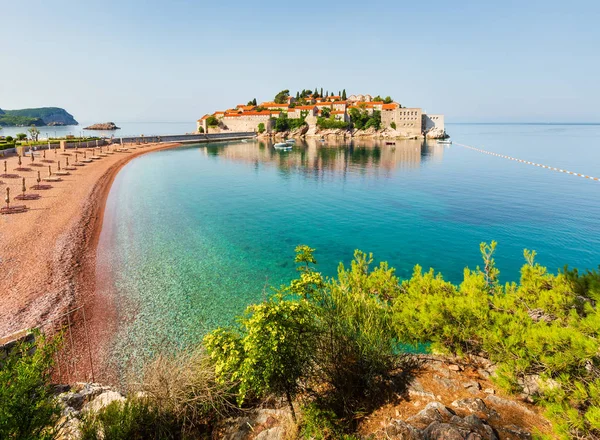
[453,142,600,183]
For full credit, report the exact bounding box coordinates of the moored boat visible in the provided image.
[285,139,296,144]
[274,142,292,149]
[437,139,452,144]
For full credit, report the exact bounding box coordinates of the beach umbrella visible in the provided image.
[48,165,52,177]
[75,153,79,163]
[31,152,35,163]
[58,161,61,171]
[66,157,70,167]
[84,151,87,159]
[18,155,22,166]
[21,177,26,198]
[54,146,57,156]
[37,171,41,185]
[43,150,46,159]
[5,187,9,209]
[3,161,6,173]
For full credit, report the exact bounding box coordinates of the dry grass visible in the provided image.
[137,348,238,432]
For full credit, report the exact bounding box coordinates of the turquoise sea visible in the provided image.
[96,123,600,374]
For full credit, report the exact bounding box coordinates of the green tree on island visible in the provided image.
[274,89,290,104]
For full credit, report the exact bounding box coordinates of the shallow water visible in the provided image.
[97,123,600,373]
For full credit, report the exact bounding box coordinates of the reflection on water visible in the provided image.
[202,138,445,175]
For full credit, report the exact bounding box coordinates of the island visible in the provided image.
[197,88,448,140]
[0,107,78,126]
[84,122,121,130]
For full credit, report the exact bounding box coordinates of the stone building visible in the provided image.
[198,92,444,137]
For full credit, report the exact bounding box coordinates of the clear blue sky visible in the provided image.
[2,0,599,123]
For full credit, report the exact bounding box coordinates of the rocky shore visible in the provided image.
[258,125,448,141]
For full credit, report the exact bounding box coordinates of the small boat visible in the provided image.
[274,142,292,150]
[285,139,296,144]
[385,141,396,145]
[437,139,452,144]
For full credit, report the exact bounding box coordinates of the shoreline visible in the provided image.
[0,142,181,381]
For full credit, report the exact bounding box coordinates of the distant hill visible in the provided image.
[0,107,78,127]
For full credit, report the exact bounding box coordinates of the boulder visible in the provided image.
[384,419,424,439]
[451,398,488,413]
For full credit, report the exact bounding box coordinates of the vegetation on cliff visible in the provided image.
[0,107,78,127]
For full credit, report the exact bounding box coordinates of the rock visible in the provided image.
[499,424,532,439]
[254,426,285,440]
[384,419,424,439]
[483,388,495,395]
[407,402,455,428]
[408,378,436,399]
[84,390,125,413]
[448,364,462,372]
[462,380,481,392]
[423,422,465,440]
[84,122,120,130]
[485,395,535,415]
[451,398,488,413]
[433,375,459,391]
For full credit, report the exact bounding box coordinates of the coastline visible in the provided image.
[0,142,181,381]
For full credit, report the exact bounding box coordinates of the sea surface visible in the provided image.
[0,121,197,139]
[96,123,600,374]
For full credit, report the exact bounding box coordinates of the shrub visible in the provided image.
[15,133,27,141]
[0,332,61,440]
[205,294,316,421]
[206,116,218,127]
[5,135,13,142]
[140,348,236,432]
[80,398,183,440]
[390,121,396,129]
[198,127,204,133]
[316,117,348,130]
[257,122,265,134]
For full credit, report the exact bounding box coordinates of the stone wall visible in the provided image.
[422,114,445,132]
[221,115,272,133]
[382,107,423,136]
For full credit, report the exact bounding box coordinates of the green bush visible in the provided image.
[257,122,265,134]
[15,133,27,141]
[316,117,349,130]
[390,121,397,129]
[206,116,219,127]
[299,403,358,440]
[348,108,380,130]
[0,332,61,440]
[274,113,306,133]
[80,398,183,440]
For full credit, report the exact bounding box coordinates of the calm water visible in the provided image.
[0,121,196,139]
[97,123,600,373]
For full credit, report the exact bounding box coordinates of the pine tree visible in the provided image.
[314,87,318,97]
[253,98,257,106]
[338,90,341,97]
[320,88,323,97]
[342,89,347,100]
[296,91,299,100]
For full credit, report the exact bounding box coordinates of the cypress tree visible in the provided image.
[320,87,323,98]
[342,89,347,100]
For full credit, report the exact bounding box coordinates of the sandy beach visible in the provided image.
[0,142,180,371]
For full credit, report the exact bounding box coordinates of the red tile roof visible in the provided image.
[331,110,345,114]
[382,103,399,110]
[294,105,317,110]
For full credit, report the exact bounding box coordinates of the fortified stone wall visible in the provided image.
[221,115,273,133]
[382,107,423,136]
[422,114,445,132]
